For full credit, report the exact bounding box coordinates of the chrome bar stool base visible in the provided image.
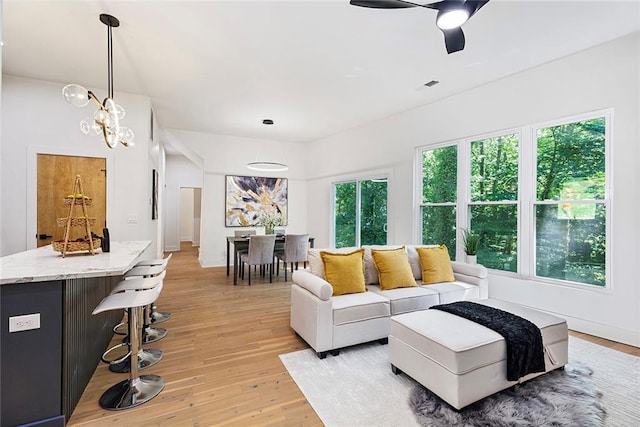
[99,375,165,410]
[150,310,171,324]
[108,348,163,373]
[121,326,168,345]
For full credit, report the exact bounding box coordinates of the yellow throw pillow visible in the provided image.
[416,245,455,284]
[321,249,366,296]
[371,247,417,290]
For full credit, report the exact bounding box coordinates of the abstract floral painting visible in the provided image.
[225,175,288,227]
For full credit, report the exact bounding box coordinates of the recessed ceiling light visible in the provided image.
[262,119,274,125]
[424,80,440,87]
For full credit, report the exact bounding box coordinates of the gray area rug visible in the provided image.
[279,337,640,427]
[410,362,603,427]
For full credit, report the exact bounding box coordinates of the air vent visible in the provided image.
[424,80,439,87]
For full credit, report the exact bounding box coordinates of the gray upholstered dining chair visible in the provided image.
[239,235,277,285]
[275,234,309,281]
[234,230,256,271]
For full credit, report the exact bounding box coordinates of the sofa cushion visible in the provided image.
[424,282,480,303]
[406,245,439,280]
[308,247,358,279]
[321,249,366,296]
[417,245,455,284]
[363,245,403,285]
[332,291,390,326]
[368,284,439,315]
[371,247,417,290]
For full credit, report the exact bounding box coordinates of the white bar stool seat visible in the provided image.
[127,259,173,324]
[134,253,172,268]
[120,265,169,343]
[103,272,166,373]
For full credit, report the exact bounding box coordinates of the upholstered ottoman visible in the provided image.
[389,299,568,410]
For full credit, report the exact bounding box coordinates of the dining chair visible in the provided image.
[234,230,256,273]
[275,234,309,281]
[239,235,277,285]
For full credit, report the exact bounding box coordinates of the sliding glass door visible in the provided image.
[334,178,388,247]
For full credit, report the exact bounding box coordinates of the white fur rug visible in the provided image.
[279,337,640,427]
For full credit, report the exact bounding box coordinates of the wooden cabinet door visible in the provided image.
[37,154,106,247]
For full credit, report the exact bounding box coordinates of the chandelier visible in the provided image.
[62,14,134,148]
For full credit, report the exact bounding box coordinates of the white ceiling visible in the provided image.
[3,1,639,145]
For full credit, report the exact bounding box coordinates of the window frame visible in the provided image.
[332,172,391,248]
[415,108,612,290]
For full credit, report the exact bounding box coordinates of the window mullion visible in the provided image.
[519,126,534,277]
[457,139,470,261]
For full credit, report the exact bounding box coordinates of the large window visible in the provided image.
[534,117,607,286]
[470,134,519,272]
[334,178,388,248]
[421,146,457,259]
[417,111,610,288]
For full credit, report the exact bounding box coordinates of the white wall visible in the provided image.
[304,34,640,346]
[180,188,195,242]
[1,75,158,257]
[164,154,203,252]
[164,129,308,267]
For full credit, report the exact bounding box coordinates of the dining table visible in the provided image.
[226,235,315,285]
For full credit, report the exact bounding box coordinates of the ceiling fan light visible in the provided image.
[436,9,469,30]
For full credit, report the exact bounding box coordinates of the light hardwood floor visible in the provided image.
[68,243,639,426]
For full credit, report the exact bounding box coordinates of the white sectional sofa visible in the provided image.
[290,245,488,358]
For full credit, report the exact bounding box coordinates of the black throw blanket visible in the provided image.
[431,301,545,381]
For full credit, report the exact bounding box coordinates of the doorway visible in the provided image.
[36,154,106,247]
[179,187,202,247]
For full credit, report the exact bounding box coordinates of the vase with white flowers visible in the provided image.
[259,211,284,235]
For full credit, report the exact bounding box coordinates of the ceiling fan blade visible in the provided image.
[466,0,490,18]
[349,0,418,8]
[442,27,465,54]
[421,0,463,11]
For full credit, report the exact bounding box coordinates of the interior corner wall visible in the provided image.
[179,188,195,242]
[164,129,308,268]
[303,33,640,346]
[164,155,203,252]
[1,75,155,257]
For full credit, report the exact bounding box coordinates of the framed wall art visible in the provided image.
[225,175,288,227]
[152,169,159,220]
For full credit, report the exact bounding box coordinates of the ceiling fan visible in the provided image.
[350,0,490,54]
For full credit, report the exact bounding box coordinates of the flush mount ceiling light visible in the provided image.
[62,14,134,148]
[246,161,289,172]
[350,0,490,54]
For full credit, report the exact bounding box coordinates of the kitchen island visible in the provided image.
[0,241,152,426]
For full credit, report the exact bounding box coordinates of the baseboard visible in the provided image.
[165,245,180,252]
[562,315,640,348]
[199,257,226,268]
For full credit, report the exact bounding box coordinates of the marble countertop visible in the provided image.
[0,241,152,285]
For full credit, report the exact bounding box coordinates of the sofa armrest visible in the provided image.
[292,270,333,300]
[451,261,489,299]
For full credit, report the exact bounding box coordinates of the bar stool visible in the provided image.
[116,265,168,345]
[92,282,165,410]
[102,272,166,373]
[128,257,172,324]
